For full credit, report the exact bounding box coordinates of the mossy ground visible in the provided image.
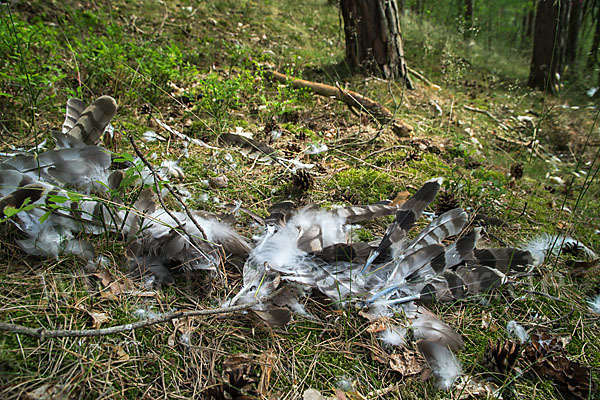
[1,0,599,399]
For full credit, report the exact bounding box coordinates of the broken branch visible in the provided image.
[0,288,286,339]
[265,70,413,137]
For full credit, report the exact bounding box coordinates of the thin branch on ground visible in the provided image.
[265,70,413,137]
[0,287,286,339]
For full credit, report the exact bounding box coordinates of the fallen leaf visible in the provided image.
[366,317,391,334]
[303,388,326,400]
[168,316,194,347]
[390,191,411,206]
[93,270,112,287]
[94,270,134,296]
[258,350,276,397]
[105,344,130,362]
[335,389,348,400]
[89,311,110,329]
[389,350,423,377]
[24,384,70,400]
[456,376,502,399]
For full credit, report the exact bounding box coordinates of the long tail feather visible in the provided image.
[363,177,443,271]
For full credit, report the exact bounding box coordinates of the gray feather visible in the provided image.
[66,96,117,145]
[61,98,86,134]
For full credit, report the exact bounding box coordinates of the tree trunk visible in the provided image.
[566,0,583,66]
[521,1,535,43]
[412,0,425,15]
[340,0,413,87]
[528,0,571,93]
[464,0,474,38]
[587,4,600,70]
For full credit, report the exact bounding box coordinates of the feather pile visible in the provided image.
[227,178,535,390]
[0,97,250,283]
[3,96,589,392]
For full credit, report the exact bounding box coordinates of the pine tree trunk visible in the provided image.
[340,0,412,87]
[522,8,534,40]
[528,0,571,93]
[587,5,600,70]
[464,0,474,38]
[566,0,583,66]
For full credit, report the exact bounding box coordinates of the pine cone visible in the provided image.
[139,103,152,115]
[482,339,521,380]
[510,163,524,180]
[523,332,596,400]
[206,354,258,400]
[292,170,314,193]
[435,191,460,215]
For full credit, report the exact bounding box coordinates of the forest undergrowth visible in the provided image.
[0,1,599,399]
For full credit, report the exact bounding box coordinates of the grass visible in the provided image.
[1,0,599,399]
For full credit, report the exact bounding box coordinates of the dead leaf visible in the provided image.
[358,309,382,322]
[456,376,502,399]
[366,317,391,333]
[168,316,194,347]
[303,388,326,400]
[210,175,228,188]
[335,389,348,400]
[105,344,130,362]
[389,350,424,377]
[94,270,134,296]
[89,311,110,329]
[24,384,70,400]
[258,350,276,397]
[93,270,112,287]
[390,191,411,206]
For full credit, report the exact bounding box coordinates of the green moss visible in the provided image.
[328,167,396,204]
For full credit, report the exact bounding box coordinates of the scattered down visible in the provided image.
[0,97,251,282]
[1,95,585,393]
[228,177,534,390]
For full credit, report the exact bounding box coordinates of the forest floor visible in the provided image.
[1,1,599,399]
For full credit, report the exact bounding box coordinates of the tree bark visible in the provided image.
[566,0,583,65]
[340,0,413,87]
[528,0,571,93]
[464,0,474,38]
[587,4,600,70]
[521,1,535,43]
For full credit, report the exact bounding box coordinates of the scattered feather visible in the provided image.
[379,325,407,347]
[506,320,529,344]
[306,143,328,155]
[417,340,462,391]
[524,234,597,265]
[588,294,600,314]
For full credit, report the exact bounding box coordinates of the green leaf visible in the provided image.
[39,210,52,224]
[3,206,20,218]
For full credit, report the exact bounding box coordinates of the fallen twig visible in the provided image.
[463,104,511,131]
[265,70,413,137]
[407,66,437,89]
[0,288,286,339]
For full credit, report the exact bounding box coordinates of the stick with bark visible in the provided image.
[265,70,413,137]
[0,288,286,339]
